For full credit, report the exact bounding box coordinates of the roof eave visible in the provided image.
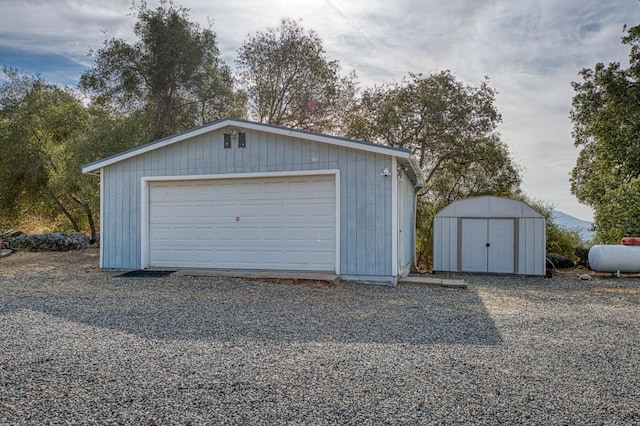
[81,118,414,175]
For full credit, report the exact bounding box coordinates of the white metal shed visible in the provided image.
[433,196,546,275]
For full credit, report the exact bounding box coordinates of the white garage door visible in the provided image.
[148,175,336,271]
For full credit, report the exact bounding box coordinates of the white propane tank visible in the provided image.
[588,244,640,272]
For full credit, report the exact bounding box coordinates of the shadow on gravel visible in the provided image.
[0,278,502,345]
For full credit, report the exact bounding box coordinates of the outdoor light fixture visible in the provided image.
[381,167,391,177]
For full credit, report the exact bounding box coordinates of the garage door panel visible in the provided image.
[262,203,285,217]
[306,252,334,268]
[193,227,215,240]
[310,202,335,212]
[148,175,336,271]
[261,229,285,242]
[189,210,210,220]
[189,250,215,263]
[237,227,261,242]
[288,203,313,217]
[216,227,237,241]
[237,251,261,266]
[264,181,286,192]
[166,250,195,264]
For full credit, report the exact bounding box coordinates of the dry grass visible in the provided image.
[0,247,100,275]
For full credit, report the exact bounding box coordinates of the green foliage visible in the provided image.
[414,199,448,269]
[0,68,92,235]
[0,5,561,263]
[545,224,584,260]
[345,71,522,268]
[0,67,147,238]
[236,19,357,133]
[80,0,239,140]
[591,177,640,243]
[570,24,640,243]
[525,199,583,260]
[346,71,521,205]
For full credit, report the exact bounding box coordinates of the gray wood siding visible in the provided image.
[101,128,394,277]
[399,169,416,275]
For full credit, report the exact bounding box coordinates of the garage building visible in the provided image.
[432,196,546,275]
[82,118,422,284]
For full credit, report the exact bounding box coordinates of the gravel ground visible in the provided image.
[1,249,639,425]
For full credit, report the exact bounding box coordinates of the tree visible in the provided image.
[525,198,584,260]
[570,24,640,243]
[346,71,521,267]
[80,0,239,140]
[0,68,146,239]
[236,19,357,133]
[0,68,94,236]
[62,107,148,241]
[587,178,640,243]
[347,71,521,205]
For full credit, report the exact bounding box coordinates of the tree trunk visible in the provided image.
[71,194,97,243]
[86,208,97,244]
[49,190,81,232]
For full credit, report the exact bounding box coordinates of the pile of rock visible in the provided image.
[1,229,22,256]
[546,252,576,269]
[1,229,90,254]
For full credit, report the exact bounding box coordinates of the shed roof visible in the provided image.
[435,196,544,219]
[82,118,423,186]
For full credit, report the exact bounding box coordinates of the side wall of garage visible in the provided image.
[100,127,395,278]
[398,168,416,276]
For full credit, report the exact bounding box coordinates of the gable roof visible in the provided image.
[81,118,423,185]
[435,196,544,219]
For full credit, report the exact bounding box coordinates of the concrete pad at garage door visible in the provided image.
[174,268,340,284]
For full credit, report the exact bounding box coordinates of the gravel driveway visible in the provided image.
[1,249,639,424]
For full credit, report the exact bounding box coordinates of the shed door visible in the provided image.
[147,175,336,271]
[461,219,514,273]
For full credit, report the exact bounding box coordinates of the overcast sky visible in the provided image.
[1,0,639,221]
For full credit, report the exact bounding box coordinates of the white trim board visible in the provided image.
[391,156,398,277]
[99,167,104,268]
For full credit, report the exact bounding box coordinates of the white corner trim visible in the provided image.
[140,177,150,269]
[140,169,341,273]
[99,167,104,268]
[391,157,398,277]
[334,169,341,275]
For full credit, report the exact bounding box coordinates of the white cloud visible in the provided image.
[0,0,133,52]
[1,0,638,220]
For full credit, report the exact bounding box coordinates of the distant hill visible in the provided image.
[551,209,594,243]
